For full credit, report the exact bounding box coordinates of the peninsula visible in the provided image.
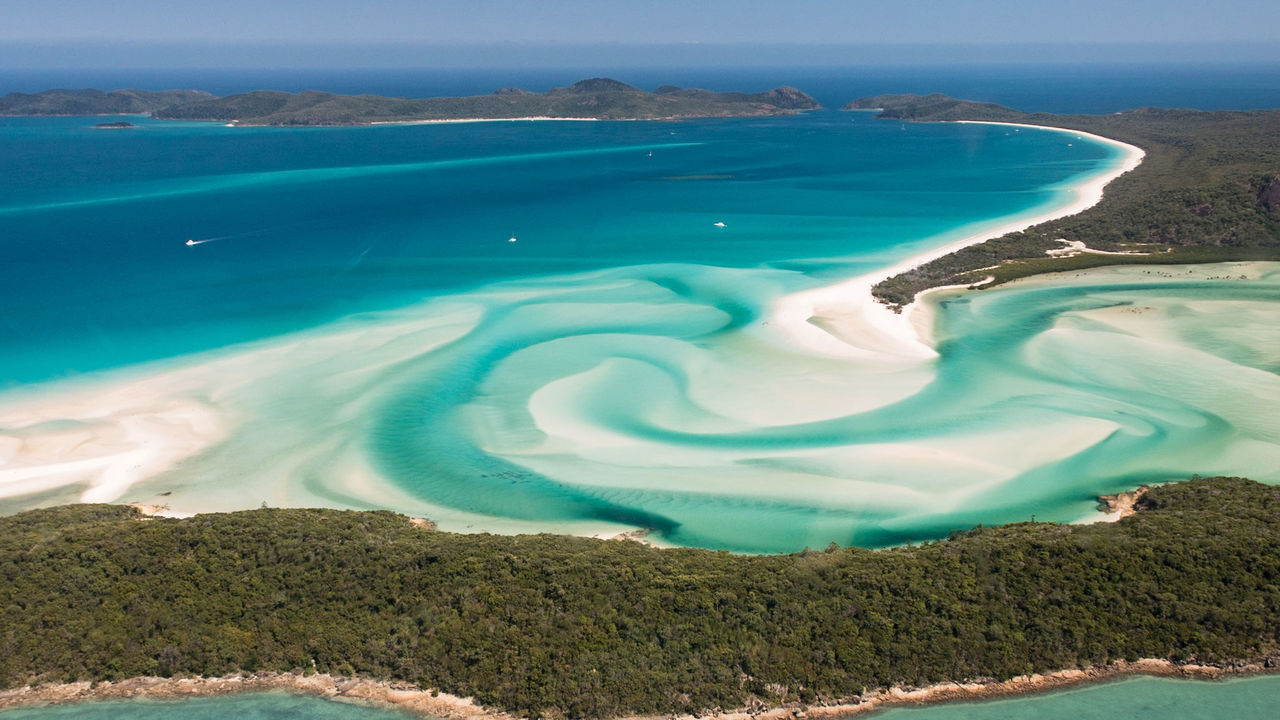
[0,79,819,125]
[842,94,1280,308]
[2,477,1278,719]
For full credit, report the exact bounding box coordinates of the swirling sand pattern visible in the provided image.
[3,115,1276,552]
[5,263,1275,553]
[367,263,1280,551]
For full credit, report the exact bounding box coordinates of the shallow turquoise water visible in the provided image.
[0,691,414,719]
[4,676,1278,719]
[873,675,1280,719]
[6,109,1279,553]
[0,111,1103,383]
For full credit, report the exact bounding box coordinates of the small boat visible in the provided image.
[185,239,195,246]
[713,222,726,228]
[508,236,518,243]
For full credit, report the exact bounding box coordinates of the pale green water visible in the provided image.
[873,675,1280,719]
[3,676,1278,718]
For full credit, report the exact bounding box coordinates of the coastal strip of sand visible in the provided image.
[770,122,1145,359]
[366,116,602,125]
[2,657,1275,720]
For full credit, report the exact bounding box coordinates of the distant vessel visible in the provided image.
[508,236,518,243]
[185,239,195,246]
[713,222,726,228]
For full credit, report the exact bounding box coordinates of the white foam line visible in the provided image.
[771,121,1145,360]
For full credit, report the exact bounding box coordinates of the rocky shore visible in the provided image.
[3,657,1276,720]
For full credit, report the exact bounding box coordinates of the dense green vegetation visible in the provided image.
[0,80,818,125]
[152,79,820,125]
[0,88,214,116]
[2,478,1277,718]
[844,95,1280,308]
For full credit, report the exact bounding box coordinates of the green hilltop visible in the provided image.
[2,477,1278,719]
[0,88,214,116]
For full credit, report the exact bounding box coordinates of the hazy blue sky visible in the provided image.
[3,0,1278,67]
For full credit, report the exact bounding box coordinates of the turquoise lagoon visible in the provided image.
[2,110,1279,552]
[5,676,1280,719]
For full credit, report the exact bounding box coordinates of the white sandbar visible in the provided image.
[770,121,1145,359]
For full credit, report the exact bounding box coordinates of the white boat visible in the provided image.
[713,222,726,228]
[185,239,195,246]
[508,236,518,243]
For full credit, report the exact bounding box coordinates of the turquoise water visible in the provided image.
[0,691,414,719]
[0,111,1099,383]
[4,108,1279,552]
[4,676,1278,718]
[873,675,1280,719]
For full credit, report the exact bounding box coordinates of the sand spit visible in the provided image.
[3,659,1276,719]
[770,122,1144,360]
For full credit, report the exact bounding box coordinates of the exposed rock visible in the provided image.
[1258,177,1280,216]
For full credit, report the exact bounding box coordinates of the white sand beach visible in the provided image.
[769,121,1144,359]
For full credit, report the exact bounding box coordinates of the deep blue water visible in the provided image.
[0,108,1108,385]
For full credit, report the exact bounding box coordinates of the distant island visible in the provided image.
[0,88,214,116]
[92,121,136,129]
[843,94,1280,308]
[0,79,820,125]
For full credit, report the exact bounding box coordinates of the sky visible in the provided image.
[3,0,1279,67]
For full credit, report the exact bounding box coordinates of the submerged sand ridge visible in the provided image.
[4,260,1279,551]
[4,118,1280,551]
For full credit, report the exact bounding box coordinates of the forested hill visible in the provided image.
[152,79,820,124]
[0,88,215,116]
[844,94,1280,308]
[2,477,1278,719]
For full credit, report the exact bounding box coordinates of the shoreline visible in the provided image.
[2,658,1275,719]
[222,114,785,128]
[356,116,600,126]
[219,116,606,128]
[770,121,1145,359]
